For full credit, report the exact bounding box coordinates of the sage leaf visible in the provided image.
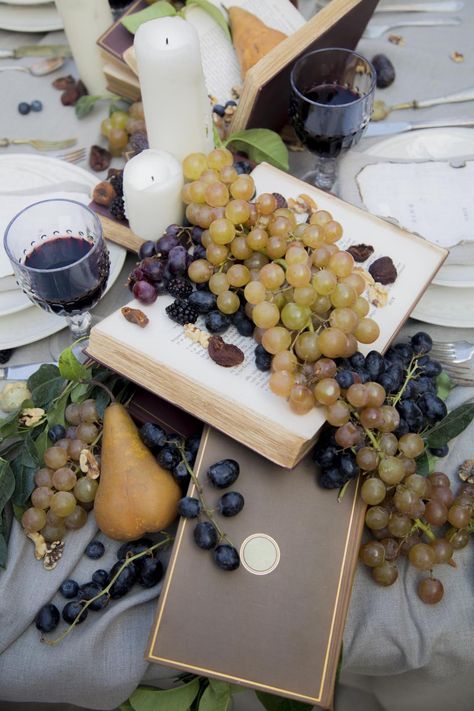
[59,345,91,382]
[225,129,289,171]
[121,1,177,34]
[0,533,7,568]
[256,691,313,711]
[11,434,39,508]
[186,0,231,41]
[425,403,474,449]
[199,680,233,711]
[129,679,200,711]
[27,364,65,409]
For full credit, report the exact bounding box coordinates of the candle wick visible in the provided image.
[151,175,155,181]
[166,37,169,45]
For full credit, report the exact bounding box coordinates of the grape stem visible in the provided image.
[337,480,351,502]
[177,446,233,546]
[390,356,419,407]
[41,533,174,646]
[412,517,436,541]
[82,379,115,404]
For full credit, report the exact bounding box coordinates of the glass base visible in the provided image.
[66,311,92,338]
[302,156,338,192]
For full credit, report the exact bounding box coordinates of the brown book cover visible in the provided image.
[147,425,366,709]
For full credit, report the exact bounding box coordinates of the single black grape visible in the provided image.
[156,233,178,256]
[157,445,181,470]
[108,561,138,598]
[141,257,166,283]
[218,491,244,517]
[140,422,167,450]
[138,240,157,260]
[85,540,105,560]
[429,444,449,458]
[233,311,254,337]
[138,558,164,588]
[214,544,240,571]
[372,53,396,88]
[35,604,60,633]
[205,310,231,334]
[173,461,191,489]
[48,424,66,443]
[319,467,345,489]
[417,356,442,378]
[411,331,432,354]
[191,226,203,244]
[335,370,354,389]
[185,434,202,459]
[188,289,216,314]
[62,601,88,625]
[234,160,252,175]
[350,352,365,369]
[117,538,153,561]
[314,446,338,468]
[168,245,188,275]
[365,351,385,379]
[193,521,218,550]
[178,496,201,518]
[401,380,418,400]
[207,459,240,488]
[340,452,359,480]
[353,367,370,384]
[59,579,79,599]
[377,372,399,394]
[419,393,447,423]
[78,582,105,610]
[92,569,109,587]
[394,418,410,438]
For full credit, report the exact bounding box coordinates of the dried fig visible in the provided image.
[89,145,112,172]
[121,307,149,328]
[52,74,75,90]
[347,244,374,262]
[369,256,398,285]
[208,336,244,367]
[92,181,116,206]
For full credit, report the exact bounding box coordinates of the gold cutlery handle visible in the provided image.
[0,138,11,147]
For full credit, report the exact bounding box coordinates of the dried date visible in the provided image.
[368,256,398,285]
[52,74,75,90]
[90,145,112,172]
[121,307,149,328]
[347,244,374,262]
[208,336,244,367]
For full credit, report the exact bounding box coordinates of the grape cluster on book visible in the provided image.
[129,146,381,415]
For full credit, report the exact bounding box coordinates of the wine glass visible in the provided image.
[4,199,110,338]
[289,47,376,191]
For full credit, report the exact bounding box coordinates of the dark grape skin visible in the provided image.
[141,258,166,283]
[411,331,432,354]
[205,310,231,334]
[132,280,158,304]
[48,424,66,443]
[85,540,105,560]
[193,521,218,550]
[319,467,345,489]
[108,561,138,599]
[62,601,88,625]
[214,544,240,571]
[92,569,109,587]
[168,245,188,275]
[178,496,201,518]
[138,241,157,260]
[429,444,449,458]
[218,491,244,517]
[59,579,79,599]
[35,604,60,633]
[157,445,181,470]
[335,370,354,389]
[207,459,240,488]
[156,233,178,256]
[140,422,167,450]
[138,558,164,588]
[188,290,216,314]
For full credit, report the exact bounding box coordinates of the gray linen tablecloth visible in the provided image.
[1,2,473,710]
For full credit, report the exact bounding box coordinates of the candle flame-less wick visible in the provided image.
[166,37,169,45]
[151,176,155,181]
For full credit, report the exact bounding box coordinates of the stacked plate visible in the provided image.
[0,155,126,350]
[360,128,474,329]
[0,0,63,33]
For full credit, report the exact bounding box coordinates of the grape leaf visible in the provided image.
[129,680,200,711]
[0,459,15,522]
[256,691,313,711]
[199,681,233,711]
[11,433,39,508]
[121,1,177,34]
[27,364,65,409]
[186,0,231,41]
[225,129,289,171]
[75,94,116,119]
[425,403,474,448]
[436,372,453,401]
[0,533,7,569]
[59,345,91,382]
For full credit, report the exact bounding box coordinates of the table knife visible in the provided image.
[0,44,71,60]
[365,117,474,137]
[0,363,55,381]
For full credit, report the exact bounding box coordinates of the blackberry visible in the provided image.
[109,196,126,222]
[167,277,193,299]
[0,349,13,364]
[165,298,198,325]
[109,172,123,197]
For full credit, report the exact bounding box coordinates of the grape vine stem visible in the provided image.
[41,533,174,646]
[390,356,419,408]
[412,517,436,542]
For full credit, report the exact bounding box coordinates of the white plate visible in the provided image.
[0,3,63,32]
[411,284,474,328]
[0,154,116,317]
[0,155,126,348]
[0,1,52,5]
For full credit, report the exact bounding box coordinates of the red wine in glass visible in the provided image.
[290,49,375,190]
[24,235,110,315]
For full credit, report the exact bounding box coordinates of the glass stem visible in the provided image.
[313,155,338,191]
[66,311,92,338]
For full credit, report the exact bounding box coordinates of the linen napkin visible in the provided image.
[0,181,92,280]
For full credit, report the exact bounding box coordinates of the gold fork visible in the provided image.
[0,137,77,152]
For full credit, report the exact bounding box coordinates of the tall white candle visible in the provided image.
[134,16,214,162]
[54,0,113,95]
[123,149,184,242]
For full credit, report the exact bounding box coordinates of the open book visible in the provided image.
[88,163,447,468]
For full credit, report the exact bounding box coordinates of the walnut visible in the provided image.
[368,282,389,308]
[121,306,149,328]
[20,407,45,427]
[93,181,116,207]
[369,256,398,285]
[450,51,464,63]
[347,243,374,262]
[79,450,101,480]
[44,540,65,571]
[388,34,405,46]
[27,531,47,560]
[288,193,317,215]
[184,323,211,348]
[458,459,474,484]
[208,336,244,367]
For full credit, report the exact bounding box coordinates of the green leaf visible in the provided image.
[70,382,91,404]
[255,691,313,711]
[0,435,24,460]
[425,403,474,449]
[27,364,65,409]
[0,533,7,568]
[224,129,289,171]
[11,434,39,508]
[0,459,15,519]
[415,451,430,477]
[130,680,200,711]
[121,1,177,34]
[199,681,232,711]
[119,703,134,711]
[34,428,49,463]
[109,98,132,116]
[12,503,26,522]
[436,372,453,401]
[186,0,231,41]
[59,345,91,383]
[75,94,116,119]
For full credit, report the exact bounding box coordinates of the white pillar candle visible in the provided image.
[123,149,184,241]
[134,16,214,162]
[54,0,113,95]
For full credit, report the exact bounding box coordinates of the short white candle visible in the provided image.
[55,0,113,95]
[134,16,214,162]
[123,149,184,242]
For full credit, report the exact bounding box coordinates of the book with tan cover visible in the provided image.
[147,425,366,708]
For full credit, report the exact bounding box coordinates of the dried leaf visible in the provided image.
[388,34,405,46]
[26,531,47,560]
[450,51,464,63]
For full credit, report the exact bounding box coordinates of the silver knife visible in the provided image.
[0,44,71,59]
[365,117,474,137]
[0,363,55,381]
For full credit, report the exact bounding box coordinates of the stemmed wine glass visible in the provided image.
[289,47,376,191]
[4,199,110,338]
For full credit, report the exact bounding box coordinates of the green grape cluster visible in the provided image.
[21,399,101,543]
[181,148,380,415]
